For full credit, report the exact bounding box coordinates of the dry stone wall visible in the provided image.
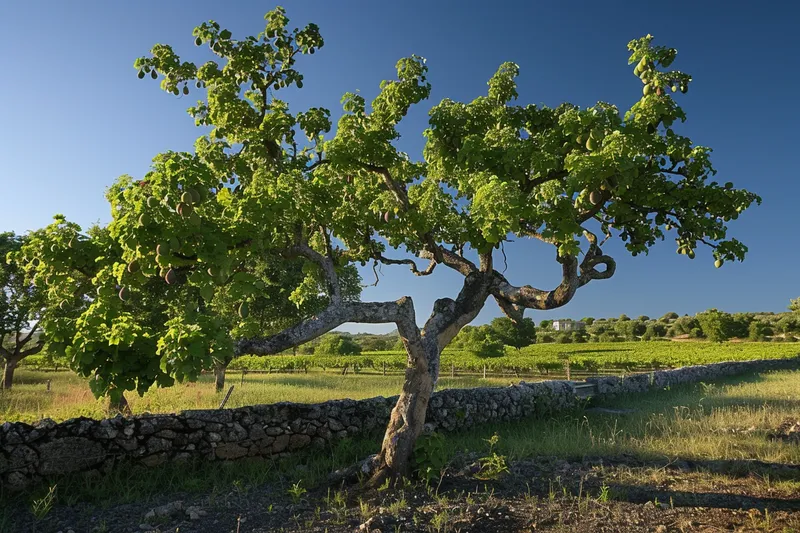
[2,357,797,490]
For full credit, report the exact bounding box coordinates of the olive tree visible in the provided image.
[490,316,536,350]
[25,9,759,483]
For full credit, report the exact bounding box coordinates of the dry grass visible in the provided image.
[447,370,800,466]
[0,369,513,424]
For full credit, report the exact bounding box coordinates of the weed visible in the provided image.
[358,498,374,521]
[413,432,450,483]
[30,484,57,521]
[429,509,450,533]
[386,494,407,516]
[287,480,307,504]
[476,433,509,480]
[597,482,610,503]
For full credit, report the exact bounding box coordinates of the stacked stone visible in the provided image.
[2,356,797,490]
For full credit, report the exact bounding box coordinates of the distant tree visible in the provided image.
[636,315,650,322]
[0,233,46,389]
[660,312,679,322]
[728,313,753,339]
[454,326,505,357]
[538,333,555,343]
[489,317,536,351]
[689,327,704,339]
[775,315,800,334]
[790,297,800,313]
[696,308,733,342]
[298,343,315,355]
[618,314,631,322]
[556,332,573,344]
[315,333,362,355]
[615,319,646,340]
[539,319,553,330]
[359,335,395,351]
[642,323,667,340]
[748,321,772,341]
[571,329,589,343]
[580,317,595,326]
[671,315,700,336]
[587,321,608,339]
[598,331,621,342]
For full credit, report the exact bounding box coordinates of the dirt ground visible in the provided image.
[8,451,800,533]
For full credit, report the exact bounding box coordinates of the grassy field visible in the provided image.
[5,369,800,532]
[4,340,798,424]
[229,341,800,373]
[0,370,514,424]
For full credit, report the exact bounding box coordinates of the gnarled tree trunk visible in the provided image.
[213,361,227,393]
[371,340,437,485]
[370,272,492,486]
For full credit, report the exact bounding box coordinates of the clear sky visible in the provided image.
[1,1,798,333]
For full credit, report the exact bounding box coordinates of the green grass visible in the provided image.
[442,370,800,467]
[2,369,798,526]
[229,340,800,374]
[5,340,798,423]
[0,369,514,424]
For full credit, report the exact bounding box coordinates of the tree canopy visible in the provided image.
[0,233,47,388]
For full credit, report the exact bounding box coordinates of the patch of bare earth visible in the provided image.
[15,455,800,532]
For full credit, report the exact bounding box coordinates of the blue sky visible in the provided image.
[1,1,798,333]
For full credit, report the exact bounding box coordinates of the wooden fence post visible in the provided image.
[46,379,51,392]
[240,369,246,386]
[451,363,455,378]
[218,385,234,409]
[483,365,486,379]
[565,360,571,381]
[382,362,386,376]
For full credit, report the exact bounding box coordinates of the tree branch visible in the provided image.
[286,240,342,304]
[521,169,569,195]
[419,247,477,277]
[493,295,525,324]
[235,298,417,356]
[372,253,437,276]
[489,255,580,311]
[18,340,45,358]
[18,322,39,347]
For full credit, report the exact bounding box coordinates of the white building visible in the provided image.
[552,319,585,332]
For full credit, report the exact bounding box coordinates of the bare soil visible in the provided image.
[10,453,800,533]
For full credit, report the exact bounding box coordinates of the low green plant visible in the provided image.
[30,484,57,521]
[386,494,407,516]
[476,433,509,480]
[429,509,451,533]
[287,480,307,504]
[597,482,610,503]
[413,432,449,483]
